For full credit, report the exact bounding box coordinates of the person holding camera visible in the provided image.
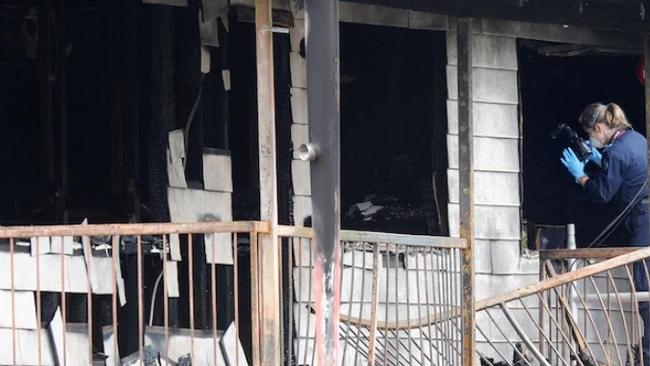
[561,102,649,364]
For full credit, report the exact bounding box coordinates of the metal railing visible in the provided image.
[0,221,268,365]
[0,220,473,366]
[473,247,650,366]
[277,225,468,366]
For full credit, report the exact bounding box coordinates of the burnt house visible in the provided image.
[0,0,649,365]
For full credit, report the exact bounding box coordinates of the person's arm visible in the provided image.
[582,154,624,203]
[560,148,587,182]
[577,176,590,186]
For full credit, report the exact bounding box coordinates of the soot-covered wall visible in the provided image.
[519,43,645,246]
[339,23,448,235]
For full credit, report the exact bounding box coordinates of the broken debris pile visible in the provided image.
[344,150,442,235]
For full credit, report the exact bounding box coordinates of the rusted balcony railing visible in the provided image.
[0,220,473,366]
[473,247,650,366]
[0,221,269,365]
[277,225,468,366]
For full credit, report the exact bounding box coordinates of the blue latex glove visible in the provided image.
[585,142,602,166]
[560,148,586,181]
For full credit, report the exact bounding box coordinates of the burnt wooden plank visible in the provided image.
[540,247,638,261]
[39,0,55,184]
[457,17,476,365]
[254,1,282,365]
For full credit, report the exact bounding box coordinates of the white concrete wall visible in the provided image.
[289,8,313,227]
[445,27,538,288]
[444,24,543,363]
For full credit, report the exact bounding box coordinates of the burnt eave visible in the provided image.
[346,0,650,33]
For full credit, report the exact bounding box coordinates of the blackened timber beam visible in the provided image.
[39,0,55,185]
[109,0,125,200]
[457,17,476,365]
[125,0,141,194]
[344,0,650,33]
[232,5,294,27]
[55,0,68,223]
[148,6,174,223]
[254,0,282,365]
[305,0,342,365]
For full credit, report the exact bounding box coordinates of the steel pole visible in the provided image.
[305,1,342,365]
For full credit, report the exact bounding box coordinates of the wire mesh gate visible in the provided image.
[475,247,650,366]
[278,226,467,366]
[0,220,470,366]
[278,225,650,366]
[9,221,649,365]
[0,221,268,365]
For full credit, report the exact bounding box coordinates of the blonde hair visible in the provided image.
[579,102,633,131]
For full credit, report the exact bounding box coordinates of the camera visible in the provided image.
[550,123,592,161]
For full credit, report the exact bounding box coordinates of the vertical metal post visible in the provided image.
[539,256,547,360]
[457,17,476,365]
[254,1,282,365]
[305,1,342,365]
[367,245,380,365]
[566,225,577,297]
[565,224,578,362]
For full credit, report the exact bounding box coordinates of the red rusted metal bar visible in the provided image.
[35,237,42,365]
[367,245,380,365]
[112,235,119,364]
[0,221,267,238]
[250,232,261,366]
[211,234,218,364]
[61,237,67,366]
[233,233,241,366]
[85,235,94,365]
[162,235,169,362]
[10,238,16,366]
[188,234,195,362]
[137,235,144,363]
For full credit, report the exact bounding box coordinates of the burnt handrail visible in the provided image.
[277,225,467,249]
[281,224,466,333]
[477,246,650,311]
[0,221,263,365]
[540,247,638,260]
[0,220,270,238]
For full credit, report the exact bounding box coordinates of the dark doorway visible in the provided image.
[339,23,448,236]
[519,41,645,247]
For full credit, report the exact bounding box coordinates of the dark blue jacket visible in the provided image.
[584,130,649,246]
